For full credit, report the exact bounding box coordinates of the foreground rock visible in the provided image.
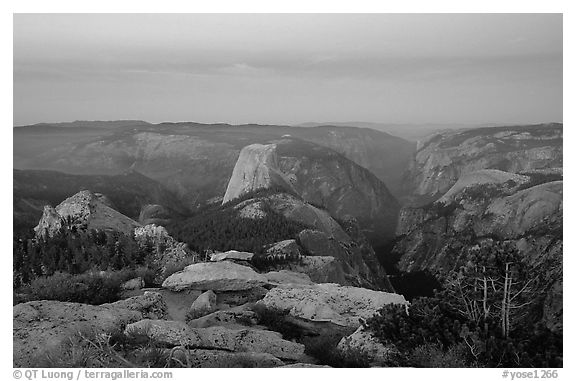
[278,363,331,368]
[210,250,254,262]
[13,292,166,367]
[162,348,285,368]
[279,256,348,285]
[188,290,218,319]
[162,261,268,292]
[264,270,314,286]
[124,319,306,361]
[186,304,259,329]
[336,326,397,367]
[257,283,407,329]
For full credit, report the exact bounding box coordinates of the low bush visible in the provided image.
[302,333,371,368]
[39,328,167,368]
[251,304,305,341]
[26,270,138,305]
[408,342,472,367]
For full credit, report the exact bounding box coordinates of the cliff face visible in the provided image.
[222,144,293,204]
[34,190,141,238]
[393,170,562,331]
[404,123,563,204]
[297,127,415,197]
[223,139,399,243]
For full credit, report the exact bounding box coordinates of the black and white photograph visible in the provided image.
[10,9,565,373]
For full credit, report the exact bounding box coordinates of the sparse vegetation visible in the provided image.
[251,304,305,341]
[457,183,510,204]
[20,269,150,305]
[38,328,170,368]
[364,241,563,368]
[516,172,563,191]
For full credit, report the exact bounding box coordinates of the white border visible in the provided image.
[2,1,572,379]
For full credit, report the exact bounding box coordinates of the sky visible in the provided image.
[13,13,562,126]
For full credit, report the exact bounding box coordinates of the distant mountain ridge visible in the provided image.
[15,120,150,129]
[403,123,562,205]
[14,120,415,212]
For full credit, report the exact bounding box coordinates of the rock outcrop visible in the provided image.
[13,292,166,367]
[124,320,307,362]
[162,261,268,292]
[164,349,285,368]
[223,139,399,243]
[264,239,301,260]
[186,304,259,329]
[282,256,348,285]
[210,250,254,262]
[134,224,196,277]
[188,290,218,319]
[336,326,396,367]
[234,193,392,291]
[34,190,141,238]
[257,283,407,329]
[14,169,186,235]
[404,123,562,204]
[263,270,315,286]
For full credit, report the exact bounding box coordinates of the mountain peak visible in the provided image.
[223,139,399,243]
[34,190,140,238]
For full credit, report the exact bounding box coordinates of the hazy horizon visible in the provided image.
[14,14,562,127]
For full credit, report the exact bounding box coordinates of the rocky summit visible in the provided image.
[34,190,141,238]
[223,139,400,242]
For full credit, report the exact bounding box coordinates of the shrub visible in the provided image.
[27,270,136,305]
[363,242,563,368]
[302,333,371,368]
[408,342,471,368]
[251,304,305,341]
[39,328,168,368]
